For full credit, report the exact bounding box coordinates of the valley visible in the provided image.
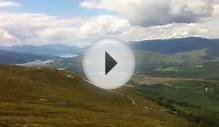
[0,37,219,126]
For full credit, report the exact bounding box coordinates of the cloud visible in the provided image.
[81,0,214,26]
[0,1,217,47]
[0,0,20,8]
[0,12,83,46]
[213,4,219,17]
[0,12,218,47]
[214,0,219,4]
[80,0,102,9]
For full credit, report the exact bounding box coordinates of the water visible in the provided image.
[59,54,78,58]
[16,59,54,67]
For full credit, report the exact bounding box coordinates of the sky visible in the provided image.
[0,0,218,47]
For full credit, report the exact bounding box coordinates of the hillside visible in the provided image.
[0,50,48,64]
[0,65,197,127]
[134,49,207,65]
[131,37,219,54]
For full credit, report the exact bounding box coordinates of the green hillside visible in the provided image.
[135,80,219,127]
[0,65,197,127]
[135,49,207,65]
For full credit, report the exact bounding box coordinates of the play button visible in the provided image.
[83,37,135,90]
[105,52,117,75]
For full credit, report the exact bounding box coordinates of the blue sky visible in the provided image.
[6,0,115,17]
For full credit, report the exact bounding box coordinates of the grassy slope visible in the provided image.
[0,65,195,127]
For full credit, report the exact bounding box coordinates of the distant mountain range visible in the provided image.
[0,37,218,65]
[131,37,219,54]
[131,37,219,62]
[1,44,82,57]
[0,44,82,64]
[0,50,49,64]
[1,37,218,58]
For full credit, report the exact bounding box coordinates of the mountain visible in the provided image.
[0,65,198,127]
[1,44,82,57]
[131,37,219,55]
[205,45,219,59]
[0,50,48,64]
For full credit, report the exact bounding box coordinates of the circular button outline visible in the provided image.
[83,37,135,90]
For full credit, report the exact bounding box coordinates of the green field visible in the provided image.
[135,49,207,65]
[134,79,219,127]
[136,62,219,80]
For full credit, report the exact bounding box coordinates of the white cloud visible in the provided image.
[80,0,102,9]
[0,0,20,8]
[0,11,218,47]
[81,0,214,26]
[0,12,82,46]
[213,4,219,17]
[79,16,130,38]
[214,0,219,4]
